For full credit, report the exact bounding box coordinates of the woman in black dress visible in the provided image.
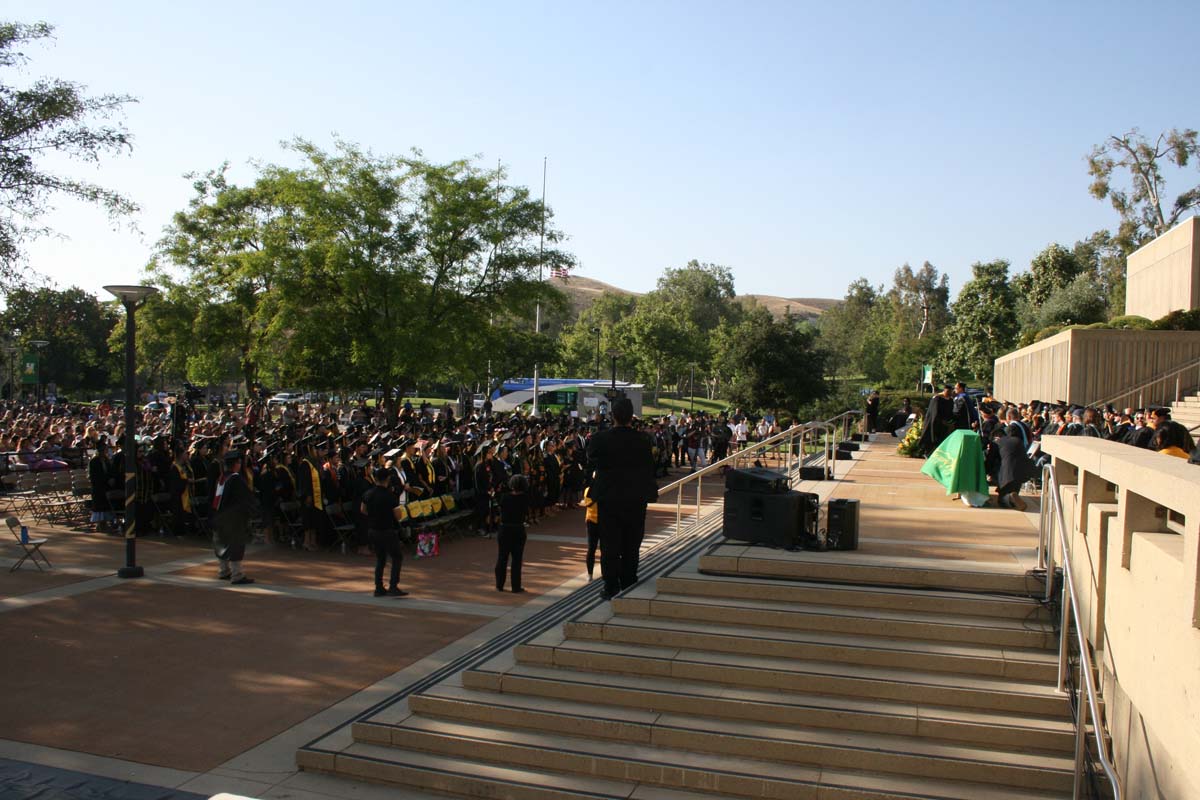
[89,439,115,531]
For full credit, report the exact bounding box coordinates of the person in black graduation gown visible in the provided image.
[586,398,658,600]
[496,474,530,592]
[918,384,956,457]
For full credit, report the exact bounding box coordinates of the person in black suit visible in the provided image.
[586,397,658,600]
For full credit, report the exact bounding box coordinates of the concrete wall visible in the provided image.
[1042,437,1200,800]
[992,328,1200,407]
[1125,216,1200,319]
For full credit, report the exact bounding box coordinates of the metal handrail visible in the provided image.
[1040,463,1123,800]
[658,410,861,536]
[1089,355,1200,410]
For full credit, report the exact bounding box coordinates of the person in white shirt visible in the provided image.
[733,420,748,451]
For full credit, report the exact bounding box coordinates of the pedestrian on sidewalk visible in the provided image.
[361,467,409,598]
[212,449,260,585]
[496,474,530,593]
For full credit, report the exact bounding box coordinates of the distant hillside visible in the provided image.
[550,275,838,321]
[737,295,841,320]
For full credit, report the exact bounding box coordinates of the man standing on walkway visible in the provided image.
[586,397,658,600]
[213,449,260,585]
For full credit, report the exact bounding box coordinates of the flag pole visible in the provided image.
[533,156,546,418]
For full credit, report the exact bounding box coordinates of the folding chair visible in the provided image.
[150,492,174,535]
[325,500,357,554]
[6,516,51,572]
[278,500,305,549]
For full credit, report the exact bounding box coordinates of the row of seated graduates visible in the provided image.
[161,410,594,551]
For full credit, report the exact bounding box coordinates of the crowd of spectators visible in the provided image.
[1,396,779,552]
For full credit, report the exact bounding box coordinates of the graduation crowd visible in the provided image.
[2,396,772,594]
[900,382,1199,509]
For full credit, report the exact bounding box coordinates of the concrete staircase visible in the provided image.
[298,439,1072,799]
[1170,391,1200,432]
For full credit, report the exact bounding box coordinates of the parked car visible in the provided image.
[268,392,304,405]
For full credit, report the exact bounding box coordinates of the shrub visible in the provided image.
[1151,309,1200,331]
[1107,314,1153,330]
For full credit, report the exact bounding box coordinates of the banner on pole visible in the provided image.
[20,353,38,384]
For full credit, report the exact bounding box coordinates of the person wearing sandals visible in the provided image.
[212,449,260,585]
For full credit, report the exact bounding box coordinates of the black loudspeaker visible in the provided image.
[723,489,818,549]
[799,465,829,481]
[837,441,860,452]
[851,433,869,442]
[725,467,789,494]
[826,498,860,551]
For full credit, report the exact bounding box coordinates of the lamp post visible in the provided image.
[104,284,159,579]
[30,340,48,403]
[3,345,18,401]
[590,327,601,378]
[689,361,698,412]
[606,348,622,395]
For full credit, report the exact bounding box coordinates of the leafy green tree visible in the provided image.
[934,260,1018,385]
[715,307,827,414]
[887,262,950,340]
[1088,127,1200,251]
[2,285,118,391]
[554,291,637,377]
[157,166,291,390]
[819,279,890,383]
[625,293,699,404]
[1071,230,1129,314]
[1035,272,1108,330]
[1026,243,1083,307]
[0,21,137,287]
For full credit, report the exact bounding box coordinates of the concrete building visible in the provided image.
[1125,215,1200,319]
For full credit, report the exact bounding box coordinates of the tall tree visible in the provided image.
[934,260,1018,385]
[887,262,950,340]
[1087,127,1200,251]
[715,307,827,414]
[1026,243,1083,308]
[2,285,118,391]
[0,21,137,288]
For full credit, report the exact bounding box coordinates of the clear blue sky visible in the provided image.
[7,0,1199,301]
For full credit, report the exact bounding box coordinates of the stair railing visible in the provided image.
[657,410,861,537]
[1088,355,1200,411]
[1040,463,1122,800]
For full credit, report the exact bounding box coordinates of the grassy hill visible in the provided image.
[550,276,838,321]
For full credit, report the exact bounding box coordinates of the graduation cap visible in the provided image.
[474,441,493,457]
[224,449,244,464]
[383,447,402,460]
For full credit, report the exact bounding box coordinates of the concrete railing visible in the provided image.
[1041,436,1200,800]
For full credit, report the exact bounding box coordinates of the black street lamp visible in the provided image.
[3,344,17,401]
[606,348,622,396]
[104,284,159,579]
[590,327,601,378]
[689,361,698,412]
[30,340,48,402]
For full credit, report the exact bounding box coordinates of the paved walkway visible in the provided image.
[1,465,707,800]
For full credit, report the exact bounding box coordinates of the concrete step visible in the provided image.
[610,590,1055,650]
[700,546,1041,595]
[371,714,1074,796]
[508,637,1069,717]
[299,741,643,800]
[655,570,1053,621]
[411,677,1076,756]
[565,606,1057,682]
[460,661,1074,752]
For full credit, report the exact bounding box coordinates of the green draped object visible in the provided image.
[921,429,988,497]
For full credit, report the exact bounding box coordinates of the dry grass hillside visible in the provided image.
[550,276,838,320]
